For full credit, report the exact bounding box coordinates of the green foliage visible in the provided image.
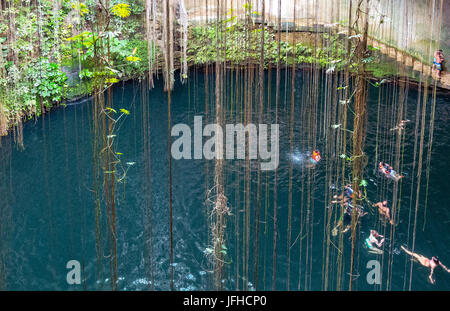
[110,37,150,78]
[106,77,120,84]
[188,22,279,66]
[0,0,412,136]
[125,55,141,62]
[365,55,401,78]
[71,1,89,16]
[27,58,68,105]
[0,0,149,132]
[111,3,131,19]
[120,108,130,115]
[64,30,150,81]
[67,31,98,49]
[188,22,347,70]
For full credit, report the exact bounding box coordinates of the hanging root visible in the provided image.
[179,0,188,83]
[205,182,230,288]
[0,102,7,137]
[206,184,231,218]
[213,192,229,217]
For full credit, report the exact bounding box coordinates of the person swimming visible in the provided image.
[365,230,384,254]
[401,246,450,284]
[332,184,350,204]
[332,184,361,204]
[332,200,366,235]
[390,119,410,132]
[372,200,394,225]
[379,161,403,181]
[310,149,321,165]
[341,204,353,233]
[332,203,353,235]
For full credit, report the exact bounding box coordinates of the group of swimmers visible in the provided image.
[304,55,448,283]
[365,226,450,284]
[308,149,448,284]
[333,180,449,284]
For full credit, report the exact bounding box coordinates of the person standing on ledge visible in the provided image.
[432,50,444,79]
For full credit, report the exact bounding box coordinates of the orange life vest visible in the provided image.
[312,150,321,162]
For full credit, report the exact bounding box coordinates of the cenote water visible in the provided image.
[0,69,449,290]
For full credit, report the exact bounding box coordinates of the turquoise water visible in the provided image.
[0,70,449,290]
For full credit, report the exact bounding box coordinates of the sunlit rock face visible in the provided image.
[184,0,450,62]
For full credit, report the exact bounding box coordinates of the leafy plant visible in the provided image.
[125,55,141,62]
[71,1,89,16]
[27,58,68,106]
[111,3,131,19]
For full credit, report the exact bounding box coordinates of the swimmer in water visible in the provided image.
[310,149,321,164]
[372,200,394,225]
[401,246,450,284]
[332,202,366,236]
[390,119,410,132]
[332,184,361,204]
[332,184,352,204]
[304,149,321,168]
[379,161,403,181]
[332,204,352,235]
[365,230,384,254]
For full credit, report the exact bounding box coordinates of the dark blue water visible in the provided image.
[0,70,449,290]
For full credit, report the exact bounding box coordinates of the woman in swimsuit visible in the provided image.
[401,246,450,284]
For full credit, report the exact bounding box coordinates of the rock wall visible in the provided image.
[183,0,449,64]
